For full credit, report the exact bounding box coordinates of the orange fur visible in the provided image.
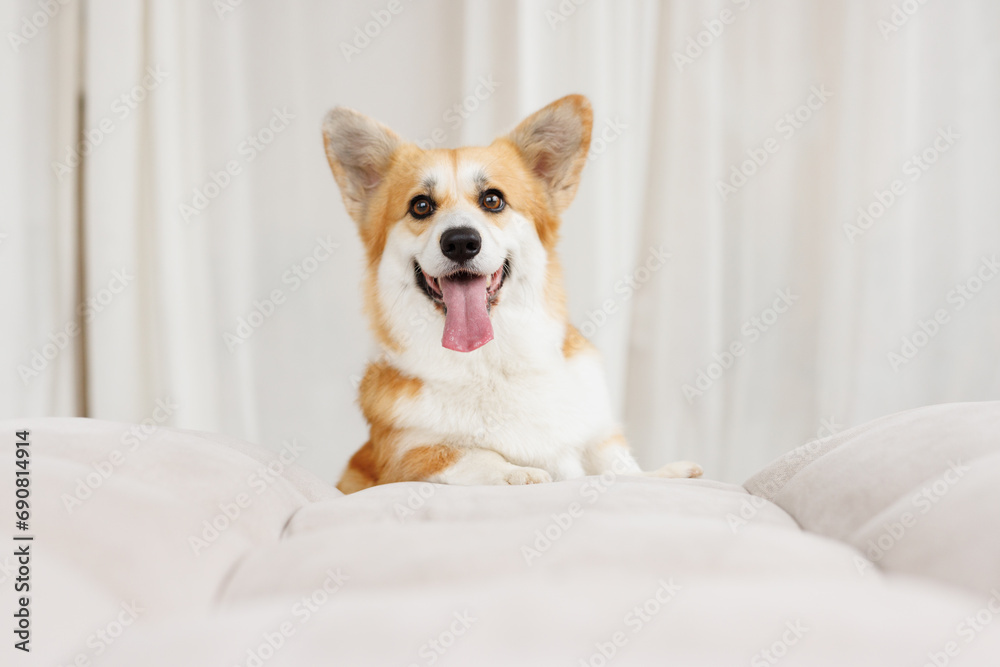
[336,435,461,493]
[336,362,425,493]
[358,360,423,425]
[562,324,593,358]
[337,441,378,494]
[380,445,462,485]
[597,432,627,450]
[545,255,568,321]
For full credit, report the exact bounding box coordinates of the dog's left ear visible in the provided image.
[322,107,401,224]
[505,95,593,213]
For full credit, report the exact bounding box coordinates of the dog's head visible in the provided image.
[322,95,592,354]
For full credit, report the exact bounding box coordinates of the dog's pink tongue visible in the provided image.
[440,274,493,352]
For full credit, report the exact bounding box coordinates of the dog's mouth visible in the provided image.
[414,259,510,353]
[415,260,509,306]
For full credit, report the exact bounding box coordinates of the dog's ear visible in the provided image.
[322,107,401,223]
[505,95,593,213]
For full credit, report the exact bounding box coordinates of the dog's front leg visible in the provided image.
[582,434,642,475]
[582,434,703,479]
[422,447,553,486]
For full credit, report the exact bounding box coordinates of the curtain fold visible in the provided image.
[625,0,1000,481]
[1,0,82,417]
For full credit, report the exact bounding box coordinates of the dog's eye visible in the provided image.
[409,196,434,219]
[481,190,505,212]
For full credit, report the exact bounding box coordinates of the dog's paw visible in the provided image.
[650,461,703,479]
[504,465,553,485]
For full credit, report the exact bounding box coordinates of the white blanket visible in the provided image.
[3,403,999,666]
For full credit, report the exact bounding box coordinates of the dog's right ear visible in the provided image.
[322,107,401,223]
[505,95,593,214]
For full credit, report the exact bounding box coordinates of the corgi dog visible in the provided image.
[322,95,702,494]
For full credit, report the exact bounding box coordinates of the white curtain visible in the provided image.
[3,0,998,484]
[2,0,82,416]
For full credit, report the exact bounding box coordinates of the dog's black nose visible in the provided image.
[440,227,481,263]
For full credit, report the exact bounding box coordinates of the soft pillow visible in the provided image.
[0,418,339,664]
[744,401,1000,595]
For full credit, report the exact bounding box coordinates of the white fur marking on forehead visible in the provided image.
[416,159,456,198]
[458,161,492,192]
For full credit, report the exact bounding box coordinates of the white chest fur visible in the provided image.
[387,317,619,481]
